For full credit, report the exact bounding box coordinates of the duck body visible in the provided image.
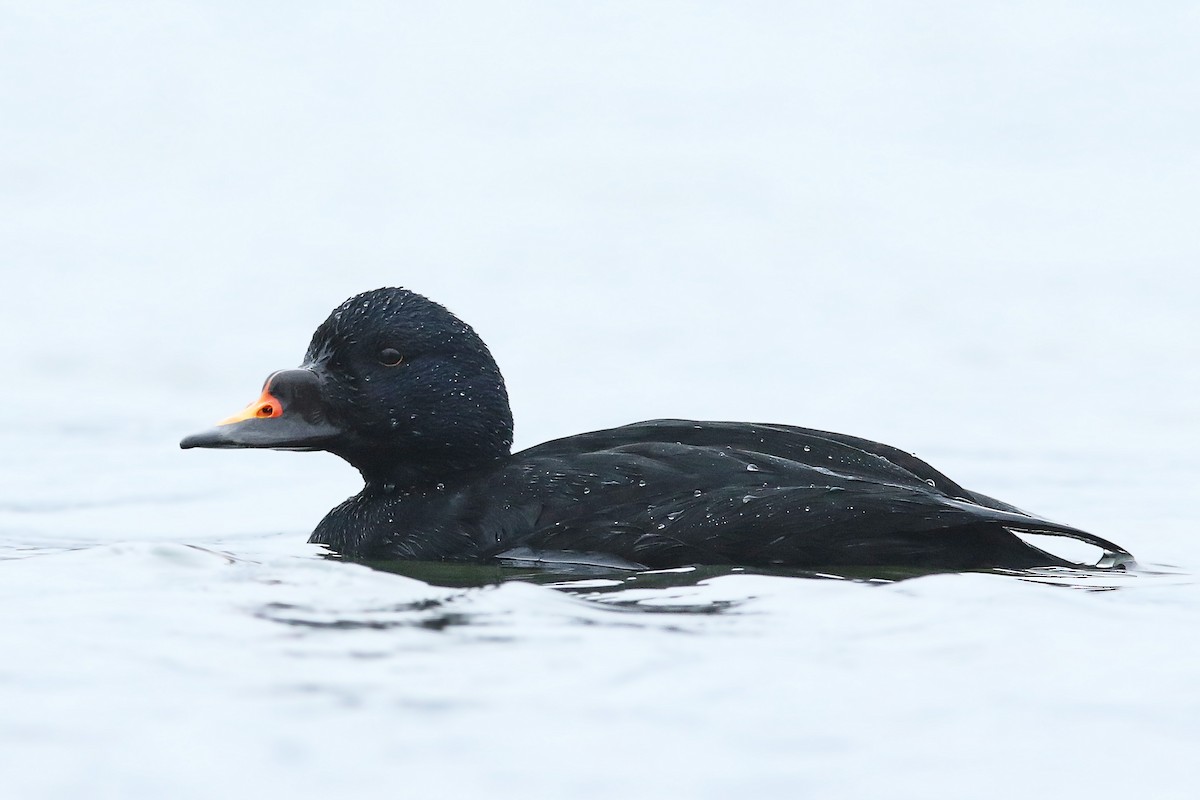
[310,419,1125,570]
[182,287,1133,572]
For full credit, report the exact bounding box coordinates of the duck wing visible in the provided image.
[524,418,974,494]
[478,420,1131,570]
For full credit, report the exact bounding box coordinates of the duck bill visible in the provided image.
[180,368,343,451]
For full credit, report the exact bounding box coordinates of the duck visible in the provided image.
[181,287,1133,572]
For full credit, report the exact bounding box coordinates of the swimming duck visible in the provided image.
[181,287,1133,572]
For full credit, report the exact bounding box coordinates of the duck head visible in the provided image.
[181,288,515,485]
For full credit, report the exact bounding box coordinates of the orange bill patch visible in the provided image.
[217,389,284,426]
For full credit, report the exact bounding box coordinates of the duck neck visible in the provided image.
[343,443,510,491]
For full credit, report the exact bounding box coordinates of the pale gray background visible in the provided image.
[2,3,1197,798]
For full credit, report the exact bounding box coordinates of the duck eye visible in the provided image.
[378,347,404,366]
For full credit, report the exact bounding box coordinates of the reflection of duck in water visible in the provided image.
[182,287,1133,572]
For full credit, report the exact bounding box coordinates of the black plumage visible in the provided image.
[181,287,1133,572]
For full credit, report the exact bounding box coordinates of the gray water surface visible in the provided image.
[2,3,1199,799]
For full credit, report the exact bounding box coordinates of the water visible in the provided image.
[3,3,1199,798]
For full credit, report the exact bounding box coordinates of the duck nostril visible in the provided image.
[258,404,275,417]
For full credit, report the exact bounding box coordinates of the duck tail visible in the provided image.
[999,522,1135,570]
[940,498,1136,569]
